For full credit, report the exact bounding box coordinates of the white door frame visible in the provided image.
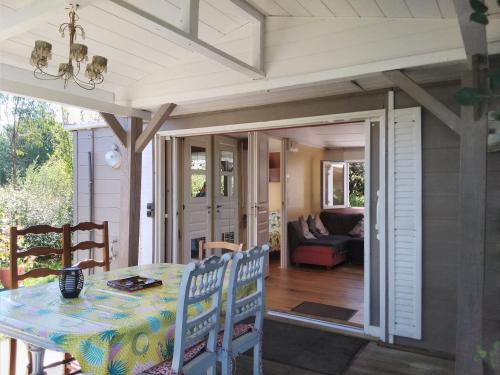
[156,109,387,341]
[280,138,288,269]
[213,135,239,244]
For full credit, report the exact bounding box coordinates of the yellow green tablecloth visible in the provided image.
[0,263,233,375]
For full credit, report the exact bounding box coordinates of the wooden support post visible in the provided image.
[455,58,488,375]
[119,117,143,267]
[101,112,127,148]
[383,70,461,134]
[135,103,176,153]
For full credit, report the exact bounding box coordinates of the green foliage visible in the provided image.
[0,94,72,185]
[476,341,500,369]
[470,11,489,25]
[349,162,365,208]
[191,174,206,197]
[0,94,74,282]
[470,0,488,13]
[469,0,489,25]
[454,87,487,106]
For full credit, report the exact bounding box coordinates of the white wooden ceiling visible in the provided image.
[2,0,500,116]
[266,122,366,148]
[248,0,496,19]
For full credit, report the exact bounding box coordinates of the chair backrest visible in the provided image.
[199,240,243,260]
[172,254,231,374]
[9,225,67,289]
[222,245,269,347]
[64,222,110,271]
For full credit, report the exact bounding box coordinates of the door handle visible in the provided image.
[375,190,380,240]
[216,204,222,208]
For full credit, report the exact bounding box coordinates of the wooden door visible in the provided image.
[182,136,212,263]
[248,132,270,273]
[214,136,239,244]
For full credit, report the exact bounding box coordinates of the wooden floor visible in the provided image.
[266,258,364,325]
[346,342,455,374]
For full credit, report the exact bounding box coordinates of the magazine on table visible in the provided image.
[107,276,162,292]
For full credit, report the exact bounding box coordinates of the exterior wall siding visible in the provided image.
[485,149,500,374]
[72,127,124,270]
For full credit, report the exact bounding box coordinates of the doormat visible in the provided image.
[292,301,357,321]
[243,319,368,375]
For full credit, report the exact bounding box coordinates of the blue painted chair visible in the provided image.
[217,245,270,375]
[143,254,230,375]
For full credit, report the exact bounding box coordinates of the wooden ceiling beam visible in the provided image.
[383,70,461,134]
[108,0,265,79]
[135,103,176,153]
[180,0,199,36]
[100,112,127,148]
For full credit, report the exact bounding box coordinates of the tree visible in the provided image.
[0,94,72,185]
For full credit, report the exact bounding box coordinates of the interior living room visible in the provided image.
[263,123,367,327]
[178,121,368,327]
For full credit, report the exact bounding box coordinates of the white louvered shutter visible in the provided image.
[388,107,422,340]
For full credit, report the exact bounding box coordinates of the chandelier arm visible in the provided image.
[71,74,96,90]
[72,66,96,90]
[34,67,64,80]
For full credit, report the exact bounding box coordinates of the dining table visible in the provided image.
[0,263,229,375]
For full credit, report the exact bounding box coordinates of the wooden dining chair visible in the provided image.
[198,240,243,261]
[142,254,231,375]
[8,224,73,375]
[64,221,110,271]
[217,245,270,375]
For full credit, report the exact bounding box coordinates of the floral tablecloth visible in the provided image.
[0,263,228,375]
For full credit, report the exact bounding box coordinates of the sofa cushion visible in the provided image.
[299,216,316,239]
[315,215,330,236]
[307,215,322,237]
[320,211,364,236]
[349,218,364,237]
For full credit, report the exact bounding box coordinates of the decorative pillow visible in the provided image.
[299,216,316,239]
[314,215,329,236]
[307,215,322,237]
[349,218,364,238]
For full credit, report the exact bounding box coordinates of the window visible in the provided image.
[321,161,365,209]
[190,146,207,198]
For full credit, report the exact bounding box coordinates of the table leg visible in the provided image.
[27,344,45,375]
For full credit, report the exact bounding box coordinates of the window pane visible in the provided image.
[331,164,345,205]
[191,236,205,260]
[192,174,206,197]
[191,146,206,170]
[221,231,234,243]
[349,162,365,207]
[220,151,234,173]
[323,161,345,207]
[220,175,234,197]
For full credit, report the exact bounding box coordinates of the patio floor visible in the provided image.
[1,335,455,375]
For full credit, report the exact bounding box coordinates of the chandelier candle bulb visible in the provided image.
[70,43,88,62]
[30,4,107,90]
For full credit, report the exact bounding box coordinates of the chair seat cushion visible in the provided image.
[143,341,206,375]
[143,324,253,374]
[217,323,253,347]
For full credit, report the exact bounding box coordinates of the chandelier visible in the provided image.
[30,4,107,90]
